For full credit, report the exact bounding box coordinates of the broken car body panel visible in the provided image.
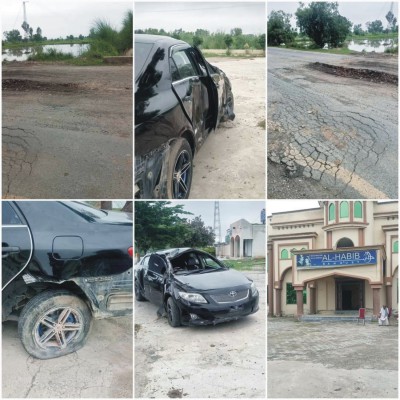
[135,34,235,199]
[135,248,259,326]
[2,201,133,322]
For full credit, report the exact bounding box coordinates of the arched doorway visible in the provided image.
[335,277,365,310]
[234,235,240,257]
[230,237,234,257]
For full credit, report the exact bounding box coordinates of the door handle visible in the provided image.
[2,246,20,258]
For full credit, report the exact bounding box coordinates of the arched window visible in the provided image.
[340,201,349,218]
[328,203,335,221]
[337,237,354,248]
[354,201,363,218]
[281,249,289,259]
[393,240,398,253]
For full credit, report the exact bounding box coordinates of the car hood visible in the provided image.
[173,268,251,291]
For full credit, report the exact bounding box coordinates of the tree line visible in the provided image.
[268,2,398,49]
[135,27,265,50]
[135,202,216,255]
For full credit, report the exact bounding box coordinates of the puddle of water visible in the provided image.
[347,38,397,53]
[2,43,89,61]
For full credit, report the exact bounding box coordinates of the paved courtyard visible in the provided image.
[268,317,398,398]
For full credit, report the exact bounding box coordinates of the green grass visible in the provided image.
[28,48,74,61]
[223,259,265,271]
[3,38,90,49]
[384,45,398,54]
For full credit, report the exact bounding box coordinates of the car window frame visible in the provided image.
[169,45,199,83]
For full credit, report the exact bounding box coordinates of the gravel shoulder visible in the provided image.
[135,271,266,398]
[190,57,265,199]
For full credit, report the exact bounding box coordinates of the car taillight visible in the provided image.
[128,247,133,257]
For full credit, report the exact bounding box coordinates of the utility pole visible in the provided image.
[22,1,29,39]
[213,201,222,244]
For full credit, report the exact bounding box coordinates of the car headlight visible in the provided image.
[178,291,207,304]
[250,282,258,296]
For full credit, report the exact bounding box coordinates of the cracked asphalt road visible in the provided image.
[268,48,398,199]
[2,317,132,398]
[2,63,132,199]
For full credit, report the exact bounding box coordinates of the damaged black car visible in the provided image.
[135,248,259,326]
[135,34,235,199]
[2,201,133,359]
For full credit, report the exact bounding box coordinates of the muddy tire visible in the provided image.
[166,297,181,327]
[135,279,146,301]
[166,138,193,199]
[18,290,92,359]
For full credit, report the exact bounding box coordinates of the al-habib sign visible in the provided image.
[296,249,377,269]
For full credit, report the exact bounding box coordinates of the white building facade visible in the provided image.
[216,219,265,258]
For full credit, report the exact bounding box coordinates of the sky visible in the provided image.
[268,1,398,30]
[135,2,266,34]
[266,200,320,216]
[2,0,131,39]
[167,201,265,240]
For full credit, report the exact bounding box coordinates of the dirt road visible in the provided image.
[268,48,398,199]
[268,317,398,398]
[135,271,266,398]
[2,316,132,398]
[190,57,265,199]
[2,63,132,199]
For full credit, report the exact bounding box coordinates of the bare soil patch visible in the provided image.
[3,78,81,92]
[309,62,398,84]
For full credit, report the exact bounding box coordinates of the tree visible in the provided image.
[181,216,215,247]
[366,20,384,34]
[267,10,295,46]
[33,27,43,42]
[258,33,266,50]
[353,24,364,35]
[135,201,192,254]
[295,2,352,48]
[4,29,22,42]
[192,35,203,47]
[231,27,242,37]
[224,34,233,49]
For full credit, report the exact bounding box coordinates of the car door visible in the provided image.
[144,254,167,305]
[191,47,220,130]
[170,46,205,139]
[2,202,33,290]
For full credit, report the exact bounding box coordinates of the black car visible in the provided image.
[2,201,133,359]
[135,34,235,199]
[135,248,259,326]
